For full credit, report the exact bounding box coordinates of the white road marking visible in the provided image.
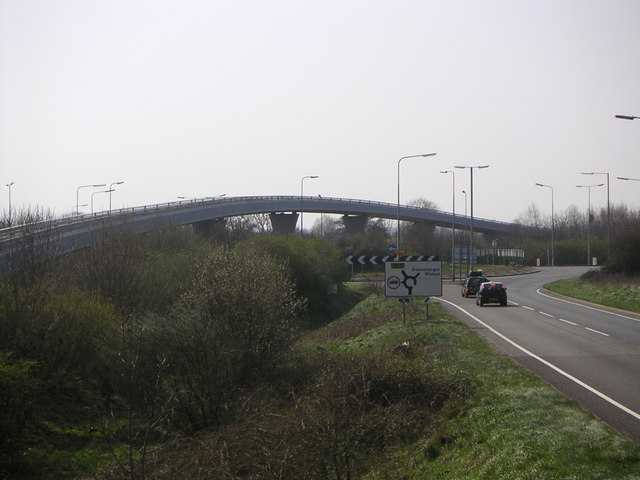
[522,305,535,311]
[539,311,554,318]
[536,288,640,323]
[585,327,610,337]
[438,298,640,422]
[559,318,578,326]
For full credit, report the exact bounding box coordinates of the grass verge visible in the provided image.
[545,273,640,314]
[353,299,640,479]
[96,292,640,479]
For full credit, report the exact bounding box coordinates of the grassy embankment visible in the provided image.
[545,273,640,314]
[94,283,640,479]
[339,293,640,479]
[28,275,640,479]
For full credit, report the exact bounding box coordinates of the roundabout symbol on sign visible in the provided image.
[387,275,401,290]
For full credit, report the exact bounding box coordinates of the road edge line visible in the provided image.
[438,298,640,422]
[536,288,640,323]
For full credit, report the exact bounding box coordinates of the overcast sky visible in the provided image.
[1,0,639,223]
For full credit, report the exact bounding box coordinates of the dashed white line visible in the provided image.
[559,318,578,326]
[522,305,535,311]
[585,327,610,337]
[539,311,554,318]
[536,288,640,323]
[439,298,640,422]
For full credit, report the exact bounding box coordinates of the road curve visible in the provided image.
[438,267,640,443]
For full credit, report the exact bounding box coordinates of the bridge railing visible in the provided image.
[0,194,518,243]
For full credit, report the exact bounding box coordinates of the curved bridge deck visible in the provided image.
[0,196,528,259]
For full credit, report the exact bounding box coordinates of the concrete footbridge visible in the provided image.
[153,195,516,235]
[0,195,521,260]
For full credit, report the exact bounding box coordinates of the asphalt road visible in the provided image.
[438,266,640,443]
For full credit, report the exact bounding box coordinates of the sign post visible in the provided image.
[385,260,442,324]
[385,261,442,298]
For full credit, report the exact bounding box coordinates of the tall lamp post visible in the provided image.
[581,172,610,259]
[300,175,319,236]
[5,182,14,226]
[455,165,489,272]
[109,181,125,212]
[396,153,437,249]
[615,114,640,120]
[91,189,114,214]
[318,195,324,237]
[535,183,555,266]
[440,170,456,280]
[462,190,468,273]
[76,184,106,215]
[576,183,603,266]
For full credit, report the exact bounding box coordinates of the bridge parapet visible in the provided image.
[0,196,539,262]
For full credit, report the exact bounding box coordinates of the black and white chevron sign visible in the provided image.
[345,255,439,265]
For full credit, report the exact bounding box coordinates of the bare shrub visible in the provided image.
[302,314,392,343]
[156,246,305,432]
[124,352,472,480]
[72,221,148,314]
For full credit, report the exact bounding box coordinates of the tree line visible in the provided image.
[513,202,640,271]
[0,215,350,478]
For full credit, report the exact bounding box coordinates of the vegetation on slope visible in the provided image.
[2,216,640,479]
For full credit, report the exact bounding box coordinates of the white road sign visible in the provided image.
[384,261,442,297]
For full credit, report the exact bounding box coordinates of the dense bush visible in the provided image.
[236,235,350,324]
[111,350,472,480]
[0,352,38,465]
[608,224,640,275]
[0,282,117,392]
[152,246,305,431]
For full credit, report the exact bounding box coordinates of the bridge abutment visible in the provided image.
[269,212,299,234]
[193,218,226,241]
[342,214,368,234]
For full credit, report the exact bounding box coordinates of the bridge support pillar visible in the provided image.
[342,214,368,234]
[193,218,226,242]
[269,212,299,234]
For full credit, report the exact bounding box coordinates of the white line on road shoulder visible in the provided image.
[438,298,640,422]
[536,289,640,323]
[585,327,610,337]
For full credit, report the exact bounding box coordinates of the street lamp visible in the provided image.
[5,182,14,226]
[109,181,125,212]
[615,114,640,120]
[455,165,489,272]
[300,175,319,236]
[581,172,610,259]
[318,194,324,237]
[462,190,468,273]
[576,183,603,266]
[91,189,114,214]
[76,184,106,215]
[396,153,437,249]
[618,176,640,182]
[535,183,555,266]
[440,170,456,280]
